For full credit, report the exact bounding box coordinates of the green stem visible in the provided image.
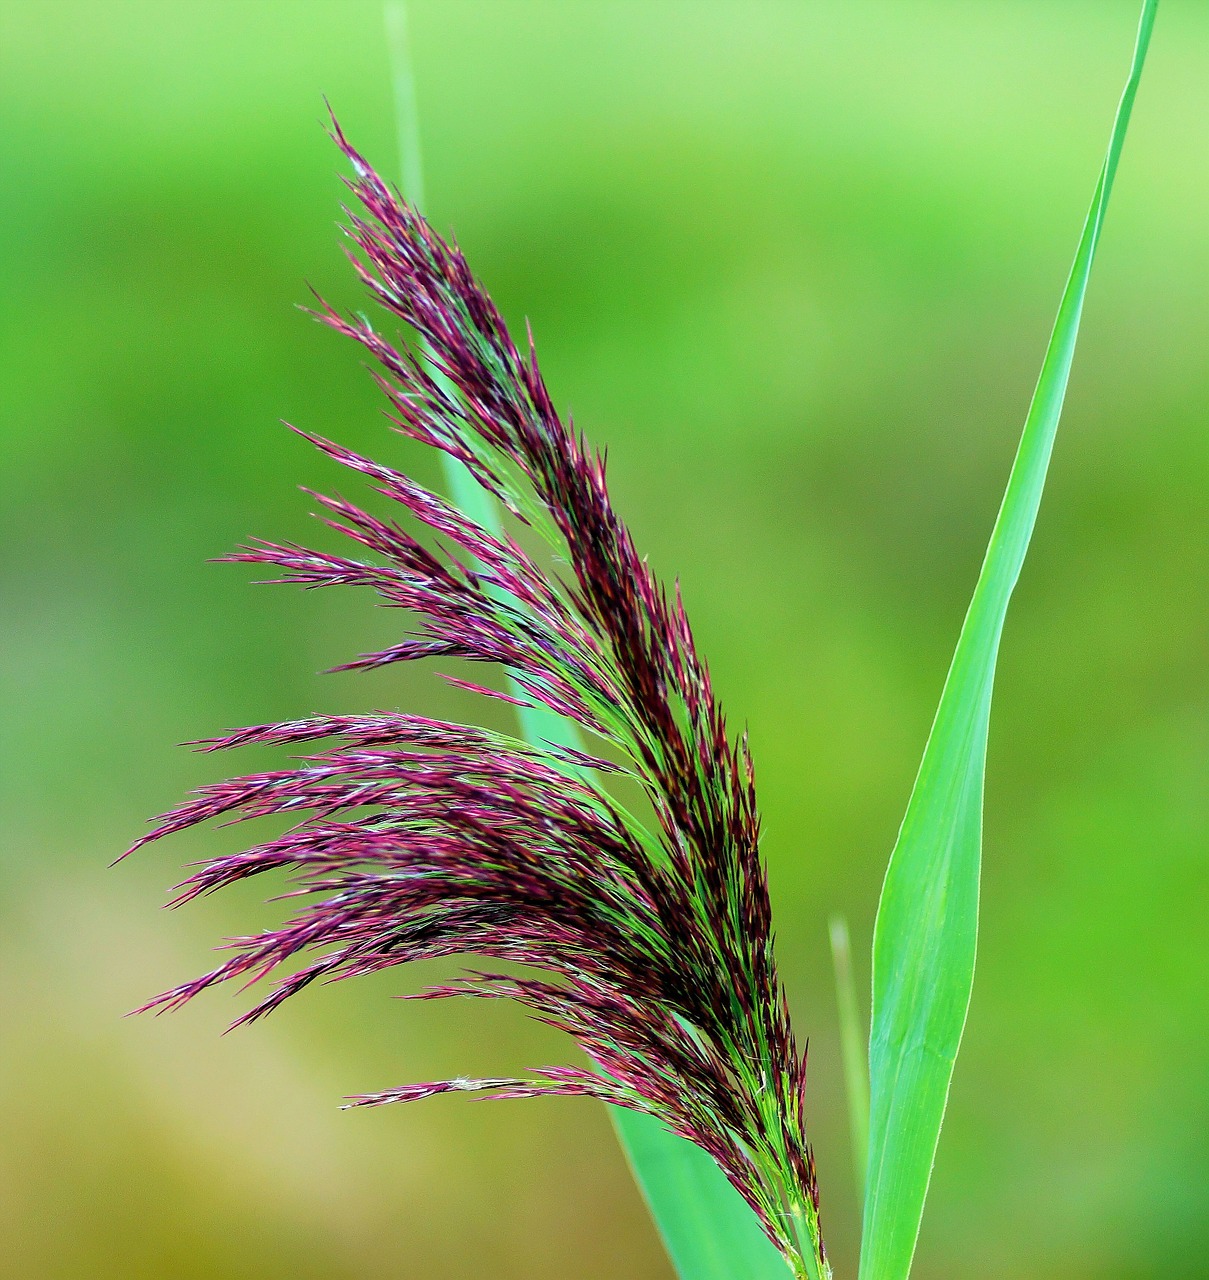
[829,915,870,1203]
[381,7,798,1279]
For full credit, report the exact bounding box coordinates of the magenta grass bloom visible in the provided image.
[129,121,825,1272]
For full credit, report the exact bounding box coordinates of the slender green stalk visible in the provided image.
[383,6,798,1277]
[384,1,499,540]
[829,916,869,1202]
[384,2,425,215]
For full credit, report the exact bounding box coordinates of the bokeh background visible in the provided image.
[1,2,1205,1277]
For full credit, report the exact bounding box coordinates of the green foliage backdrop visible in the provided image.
[0,3,1204,1277]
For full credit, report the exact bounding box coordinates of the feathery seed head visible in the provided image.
[128,121,825,1276]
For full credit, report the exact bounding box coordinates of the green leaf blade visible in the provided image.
[613,1109,794,1280]
[384,7,796,1275]
[859,6,1157,1280]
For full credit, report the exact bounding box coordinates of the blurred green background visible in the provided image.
[1,2,1205,1277]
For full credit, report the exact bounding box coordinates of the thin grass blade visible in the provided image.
[614,1109,795,1279]
[859,5,1158,1279]
[384,7,793,1275]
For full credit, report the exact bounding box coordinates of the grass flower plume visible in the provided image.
[129,122,827,1277]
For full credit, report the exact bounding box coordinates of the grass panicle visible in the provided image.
[128,121,829,1280]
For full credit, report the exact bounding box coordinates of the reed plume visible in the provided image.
[128,121,827,1277]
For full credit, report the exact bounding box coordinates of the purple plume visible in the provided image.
[128,121,826,1273]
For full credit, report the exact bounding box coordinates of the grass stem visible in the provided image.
[829,914,870,1203]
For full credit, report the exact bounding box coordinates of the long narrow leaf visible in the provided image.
[860,5,1158,1279]
[384,7,792,1276]
[614,1109,795,1279]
